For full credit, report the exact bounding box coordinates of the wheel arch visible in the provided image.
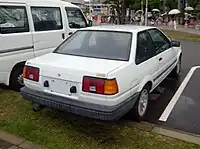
[8,61,26,85]
[137,76,153,93]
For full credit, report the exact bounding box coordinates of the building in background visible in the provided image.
[84,0,113,16]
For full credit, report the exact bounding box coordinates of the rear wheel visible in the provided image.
[10,65,24,91]
[131,85,150,122]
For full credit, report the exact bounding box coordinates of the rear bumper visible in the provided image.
[20,87,139,121]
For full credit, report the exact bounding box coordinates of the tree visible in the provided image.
[126,0,161,11]
[129,0,141,10]
[149,0,160,10]
[188,0,200,9]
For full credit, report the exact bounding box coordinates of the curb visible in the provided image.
[152,126,200,145]
[135,122,200,146]
[0,131,47,149]
[159,26,200,36]
[1,122,200,148]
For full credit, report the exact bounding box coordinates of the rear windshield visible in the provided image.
[54,30,132,61]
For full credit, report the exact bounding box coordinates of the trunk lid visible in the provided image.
[30,53,126,82]
[28,53,126,96]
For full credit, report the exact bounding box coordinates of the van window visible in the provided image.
[31,7,63,31]
[65,7,87,28]
[0,6,29,34]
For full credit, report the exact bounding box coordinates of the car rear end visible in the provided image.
[21,29,137,120]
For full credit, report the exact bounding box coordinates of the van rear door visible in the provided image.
[0,3,34,83]
[31,6,65,57]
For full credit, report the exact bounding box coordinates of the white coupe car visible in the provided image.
[21,25,182,121]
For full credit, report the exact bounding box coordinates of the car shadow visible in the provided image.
[42,109,129,146]
[0,84,10,92]
[144,75,182,123]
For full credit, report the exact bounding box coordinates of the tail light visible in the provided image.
[23,66,39,82]
[82,76,118,95]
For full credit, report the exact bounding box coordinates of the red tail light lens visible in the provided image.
[23,66,39,82]
[82,76,118,95]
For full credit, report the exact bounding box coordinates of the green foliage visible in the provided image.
[188,0,200,9]
[149,0,160,10]
[165,0,177,10]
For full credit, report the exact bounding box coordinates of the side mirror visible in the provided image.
[87,19,92,27]
[171,40,180,47]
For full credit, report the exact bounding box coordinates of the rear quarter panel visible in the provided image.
[106,34,140,103]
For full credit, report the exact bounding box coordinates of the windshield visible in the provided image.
[65,7,87,28]
[54,30,132,61]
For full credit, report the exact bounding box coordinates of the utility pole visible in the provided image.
[145,0,148,26]
[141,0,143,11]
[178,0,181,10]
[122,0,125,24]
[163,0,166,12]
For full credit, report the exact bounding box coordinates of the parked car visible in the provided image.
[0,0,89,91]
[21,25,182,121]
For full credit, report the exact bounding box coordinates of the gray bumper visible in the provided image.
[20,87,139,121]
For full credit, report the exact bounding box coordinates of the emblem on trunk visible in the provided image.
[58,73,61,77]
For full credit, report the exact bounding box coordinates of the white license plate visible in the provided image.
[49,79,70,95]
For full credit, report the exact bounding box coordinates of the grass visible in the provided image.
[0,86,200,149]
[163,30,200,41]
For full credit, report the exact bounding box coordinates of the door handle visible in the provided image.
[68,32,73,35]
[159,57,163,61]
[62,33,65,39]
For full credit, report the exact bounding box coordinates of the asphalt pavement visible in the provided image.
[145,39,200,124]
[160,67,200,134]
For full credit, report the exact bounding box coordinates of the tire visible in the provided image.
[171,57,181,78]
[131,84,150,122]
[10,65,24,91]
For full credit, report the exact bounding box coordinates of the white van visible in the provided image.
[0,0,89,90]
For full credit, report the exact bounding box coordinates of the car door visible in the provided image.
[148,28,176,84]
[31,6,65,57]
[135,30,158,90]
[0,3,34,83]
[65,7,88,37]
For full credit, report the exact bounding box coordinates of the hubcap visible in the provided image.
[138,89,148,117]
[17,74,24,86]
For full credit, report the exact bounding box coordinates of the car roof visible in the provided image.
[80,25,157,33]
[0,0,79,8]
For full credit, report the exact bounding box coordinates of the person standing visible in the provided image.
[172,14,176,30]
[184,12,189,28]
[140,14,144,26]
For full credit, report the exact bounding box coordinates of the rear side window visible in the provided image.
[65,7,87,28]
[31,7,63,31]
[136,31,154,65]
[0,6,29,34]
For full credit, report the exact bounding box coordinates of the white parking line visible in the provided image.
[159,66,200,122]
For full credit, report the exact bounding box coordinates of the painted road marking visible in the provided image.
[159,66,200,122]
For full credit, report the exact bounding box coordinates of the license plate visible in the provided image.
[49,79,70,95]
